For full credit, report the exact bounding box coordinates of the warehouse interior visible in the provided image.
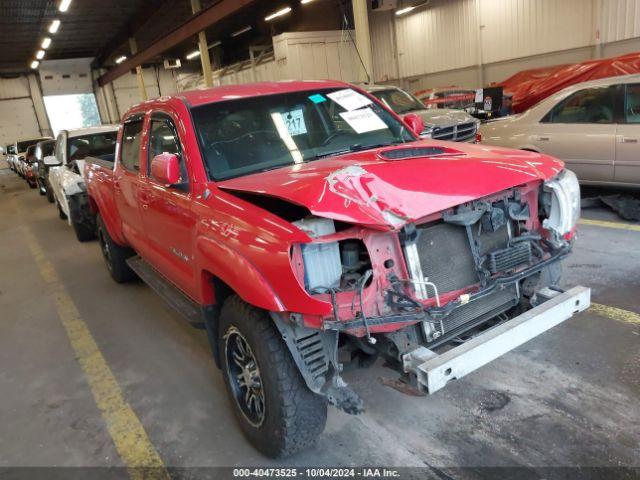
[1,0,639,478]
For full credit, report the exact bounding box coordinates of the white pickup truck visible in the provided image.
[45,126,118,241]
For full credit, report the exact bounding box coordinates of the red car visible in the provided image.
[85,81,589,457]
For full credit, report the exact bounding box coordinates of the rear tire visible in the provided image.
[46,186,54,203]
[96,214,136,283]
[218,296,327,458]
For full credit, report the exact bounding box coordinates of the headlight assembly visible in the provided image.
[420,127,434,139]
[542,169,581,236]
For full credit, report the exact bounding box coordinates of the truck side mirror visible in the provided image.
[403,113,425,137]
[151,153,181,186]
[43,155,61,166]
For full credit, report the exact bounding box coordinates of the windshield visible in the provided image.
[67,132,117,163]
[7,145,16,155]
[191,88,414,181]
[370,88,425,115]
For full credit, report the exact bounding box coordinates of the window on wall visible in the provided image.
[43,93,101,136]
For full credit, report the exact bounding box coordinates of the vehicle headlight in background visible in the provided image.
[543,169,580,236]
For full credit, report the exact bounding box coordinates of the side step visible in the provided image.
[126,256,205,329]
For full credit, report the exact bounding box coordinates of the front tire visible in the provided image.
[96,214,135,283]
[57,201,67,220]
[219,296,327,458]
[72,217,96,242]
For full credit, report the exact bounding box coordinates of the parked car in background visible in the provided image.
[34,139,57,201]
[6,144,17,171]
[480,74,640,186]
[23,145,38,188]
[10,137,52,177]
[46,126,118,241]
[361,84,480,142]
[414,87,477,111]
[84,81,588,458]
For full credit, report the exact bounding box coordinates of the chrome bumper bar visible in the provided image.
[403,286,591,394]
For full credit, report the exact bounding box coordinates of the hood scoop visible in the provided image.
[379,145,463,161]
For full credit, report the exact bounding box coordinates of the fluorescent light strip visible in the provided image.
[396,6,415,15]
[231,26,252,37]
[209,40,221,49]
[115,55,127,64]
[59,0,72,12]
[186,50,200,59]
[301,0,314,3]
[49,19,60,33]
[31,61,39,69]
[265,6,292,21]
[41,37,52,49]
[36,50,45,60]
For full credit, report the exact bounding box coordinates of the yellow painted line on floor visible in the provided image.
[579,218,640,232]
[590,302,640,326]
[23,226,169,480]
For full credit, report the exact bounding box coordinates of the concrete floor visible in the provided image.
[0,163,638,476]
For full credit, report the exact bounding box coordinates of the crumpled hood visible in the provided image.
[217,140,564,230]
[413,108,476,127]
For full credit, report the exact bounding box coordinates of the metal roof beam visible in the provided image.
[97,0,255,86]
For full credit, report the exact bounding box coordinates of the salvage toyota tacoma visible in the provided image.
[84,81,589,458]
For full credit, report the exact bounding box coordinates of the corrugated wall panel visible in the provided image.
[395,0,478,78]
[0,76,30,99]
[480,0,594,64]
[601,0,640,43]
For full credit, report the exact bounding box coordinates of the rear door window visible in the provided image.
[543,86,617,124]
[624,84,640,124]
[120,120,144,172]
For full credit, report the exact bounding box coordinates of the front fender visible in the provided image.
[196,235,286,312]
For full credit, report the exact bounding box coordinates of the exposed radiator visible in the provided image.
[415,223,479,293]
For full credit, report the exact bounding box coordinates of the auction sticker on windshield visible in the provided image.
[281,109,307,136]
[327,89,372,111]
[339,108,387,134]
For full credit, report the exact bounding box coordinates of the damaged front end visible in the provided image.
[273,170,588,411]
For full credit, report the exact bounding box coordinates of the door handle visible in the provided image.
[620,137,638,144]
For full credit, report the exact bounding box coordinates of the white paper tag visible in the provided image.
[475,89,483,103]
[328,89,372,111]
[281,109,307,136]
[339,108,388,134]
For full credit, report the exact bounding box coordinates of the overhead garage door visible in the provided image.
[0,97,41,146]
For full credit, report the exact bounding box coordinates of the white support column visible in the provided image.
[27,74,52,137]
[475,0,485,87]
[593,0,604,58]
[352,0,373,84]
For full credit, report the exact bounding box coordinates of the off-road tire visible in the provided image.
[96,214,136,283]
[45,186,55,203]
[72,217,96,242]
[218,295,327,458]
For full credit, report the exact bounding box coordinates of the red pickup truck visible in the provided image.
[85,81,589,458]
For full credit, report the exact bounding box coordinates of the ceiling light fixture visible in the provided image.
[396,6,416,15]
[231,26,252,37]
[209,40,222,49]
[58,0,72,12]
[301,0,314,3]
[115,55,127,64]
[186,50,200,60]
[41,37,52,49]
[36,50,45,60]
[31,60,40,69]
[49,19,61,33]
[265,6,292,21]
